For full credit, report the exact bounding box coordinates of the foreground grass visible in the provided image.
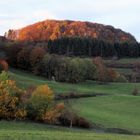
[0,121,140,140]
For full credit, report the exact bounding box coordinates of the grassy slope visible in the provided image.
[0,121,140,140]
[72,95,140,133]
[9,69,140,95]
[8,68,140,133]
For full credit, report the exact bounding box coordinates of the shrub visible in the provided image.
[0,59,8,72]
[59,108,91,128]
[42,103,65,124]
[21,86,36,103]
[0,71,9,81]
[25,85,65,124]
[0,79,26,120]
[26,85,54,120]
[76,117,91,128]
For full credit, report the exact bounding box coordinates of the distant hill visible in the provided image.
[6,20,137,43]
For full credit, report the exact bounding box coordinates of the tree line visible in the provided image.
[1,37,140,59]
[47,37,140,58]
[0,42,127,83]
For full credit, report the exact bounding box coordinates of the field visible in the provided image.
[8,68,140,133]
[0,121,140,140]
[9,69,140,95]
[3,59,140,139]
[72,95,140,133]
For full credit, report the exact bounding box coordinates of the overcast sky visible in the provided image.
[0,0,140,41]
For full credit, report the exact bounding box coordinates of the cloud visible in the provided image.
[29,10,56,21]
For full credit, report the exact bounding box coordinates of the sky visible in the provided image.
[0,0,140,41]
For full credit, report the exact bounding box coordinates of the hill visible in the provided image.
[9,68,140,133]
[6,20,136,43]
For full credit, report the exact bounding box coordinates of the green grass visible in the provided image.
[8,68,140,135]
[9,68,140,95]
[72,95,140,133]
[104,58,140,64]
[0,121,140,140]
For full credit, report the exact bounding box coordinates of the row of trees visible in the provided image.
[39,55,96,83]
[0,37,140,62]
[0,41,97,83]
[47,37,140,58]
[0,41,128,83]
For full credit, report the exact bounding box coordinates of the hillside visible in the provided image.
[6,20,136,43]
[8,68,140,134]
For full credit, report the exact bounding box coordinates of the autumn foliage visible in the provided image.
[26,85,64,123]
[0,72,65,124]
[0,59,8,72]
[0,73,26,120]
[26,85,54,120]
[93,57,126,82]
[29,47,46,74]
[42,103,65,124]
[6,20,136,43]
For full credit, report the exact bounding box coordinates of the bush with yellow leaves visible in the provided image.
[0,79,26,120]
[26,85,54,120]
[0,72,64,124]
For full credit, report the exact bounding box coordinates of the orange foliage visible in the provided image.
[42,103,65,124]
[6,20,136,43]
[0,59,8,72]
